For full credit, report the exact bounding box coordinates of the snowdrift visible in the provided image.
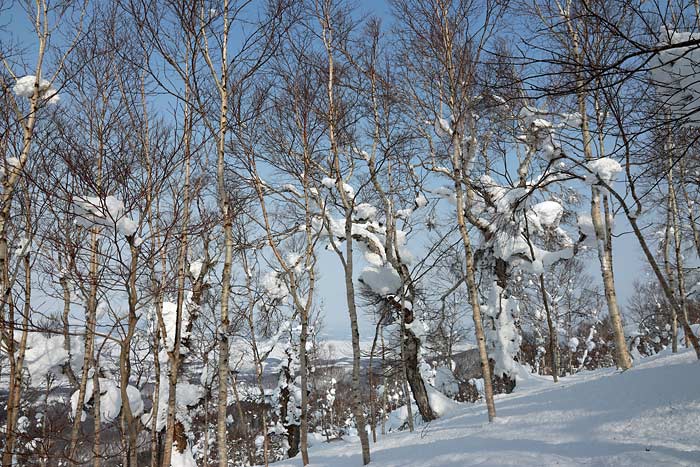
[267,349,700,466]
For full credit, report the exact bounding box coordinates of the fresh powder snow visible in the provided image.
[262,349,700,466]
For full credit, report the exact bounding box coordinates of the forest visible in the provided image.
[1,0,699,466]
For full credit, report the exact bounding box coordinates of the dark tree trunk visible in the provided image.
[404,328,437,422]
[287,424,300,459]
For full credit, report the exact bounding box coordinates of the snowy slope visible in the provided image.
[270,349,700,466]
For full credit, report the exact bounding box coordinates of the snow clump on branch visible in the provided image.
[13,75,60,104]
[73,195,142,244]
[585,158,622,186]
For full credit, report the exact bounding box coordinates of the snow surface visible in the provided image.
[264,349,700,466]
[171,445,198,467]
[385,386,461,431]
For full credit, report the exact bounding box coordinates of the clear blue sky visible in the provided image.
[2,0,650,342]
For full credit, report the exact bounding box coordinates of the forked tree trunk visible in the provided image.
[298,305,310,464]
[60,272,78,387]
[381,331,387,436]
[163,81,194,467]
[204,2,233,464]
[119,241,141,467]
[368,320,382,443]
[92,361,102,467]
[402,374,414,432]
[1,246,31,467]
[69,204,102,465]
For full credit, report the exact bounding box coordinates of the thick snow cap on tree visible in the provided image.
[312,214,389,263]
[189,259,204,280]
[160,292,197,352]
[13,75,60,104]
[13,236,31,258]
[480,175,528,214]
[140,365,203,432]
[396,208,413,220]
[483,285,522,379]
[568,337,580,352]
[73,195,141,242]
[577,213,596,247]
[530,200,564,229]
[518,106,583,159]
[23,333,68,386]
[321,176,355,197]
[275,338,305,429]
[23,332,84,387]
[434,115,454,137]
[262,271,288,301]
[360,263,402,296]
[478,177,574,273]
[518,106,558,159]
[353,203,378,222]
[71,377,143,423]
[650,28,700,127]
[585,158,622,186]
[161,300,188,352]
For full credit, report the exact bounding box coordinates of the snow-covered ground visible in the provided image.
[271,348,700,466]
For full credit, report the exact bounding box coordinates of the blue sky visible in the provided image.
[2,0,652,342]
[316,206,648,341]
